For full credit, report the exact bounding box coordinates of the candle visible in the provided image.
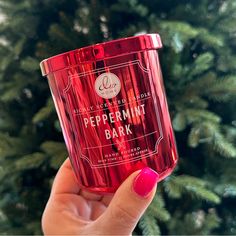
[40,34,178,193]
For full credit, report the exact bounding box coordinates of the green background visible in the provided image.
[0,0,236,234]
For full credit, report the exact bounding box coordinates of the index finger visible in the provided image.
[51,158,80,195]
[51,158,112,203]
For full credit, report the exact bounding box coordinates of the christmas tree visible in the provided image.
[0,0,236,234]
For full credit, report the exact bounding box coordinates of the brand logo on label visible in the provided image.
[95,72,121,99]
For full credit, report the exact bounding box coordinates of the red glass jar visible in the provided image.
[40,34,178,193]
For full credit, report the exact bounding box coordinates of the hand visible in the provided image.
[42,158,159,235]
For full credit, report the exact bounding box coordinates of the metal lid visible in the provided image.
[40,33,162,76]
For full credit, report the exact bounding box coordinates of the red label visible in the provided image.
[63,60,163,168]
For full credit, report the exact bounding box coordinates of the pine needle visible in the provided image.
[139,215,160,236]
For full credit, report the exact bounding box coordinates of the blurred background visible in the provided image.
[0,0,236,235]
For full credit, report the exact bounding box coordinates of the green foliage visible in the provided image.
[0,133,27,158]
[40,141,67,169]
[168,209,221,235]
[32,98,54,124]
[159,21,199,53]
[139,214,161,236]
[0,0,236,235]
[147,194,171,222]
[187,52,214,78]
[215,183,236,197]
[15,152,46,171]
[164,175,220,203]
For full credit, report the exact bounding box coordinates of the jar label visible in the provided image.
[95,72,121,99]
[63,60,163,168]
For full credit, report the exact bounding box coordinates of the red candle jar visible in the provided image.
[40,34,178,193]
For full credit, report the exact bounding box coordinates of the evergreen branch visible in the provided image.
[25,221,42,235]
[204,76,236,102]
[187,53,214,78]
[159,21,199,53]
[14,36,27,56]
[167,211,198,235]
[159,21,224,54]
[1,89,19,102]
[223,125,236,143]
[172,112,187,131]
[139,215,160,236]
[15,152,46,171]
[183,72,217,97]
[184,96,208,109]
[188,125,201,148]
[212,0,236,33]
[168,210,220,235]
[160,21,199,40]
[185,186,221,204]
[201,122,236,158]
[32,98,54,124]
[172,175,207,188]
[0,46,12,73]
[173,109,221,133]
[0,110,17,131]
[54,120,62,132]
[20,57,40,72]
[215,183,236,197]
[49,23,78,49]
[201,209,221,234]
[163,176,183,199]
[182,73,236,102]
[197,28,224,48]
[217,52,236,72]
[164,175,220,203]
[0,72,31,102]
[40,141,67,169]
[185,109,221,124]
[147,194,171,222]
[217,14,236,34]
[0,132,27,158]
[212,131,236,158]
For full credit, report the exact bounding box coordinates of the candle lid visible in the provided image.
[40,33,162,76]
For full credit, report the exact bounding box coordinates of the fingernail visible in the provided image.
[133,167,159,198]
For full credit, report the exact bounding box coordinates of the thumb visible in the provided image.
[94,167,159,235]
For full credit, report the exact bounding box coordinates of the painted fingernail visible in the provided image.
[133,167,159,198]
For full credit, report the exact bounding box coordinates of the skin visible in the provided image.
[42,158,157,235]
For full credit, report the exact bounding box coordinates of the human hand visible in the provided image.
[42,158,159,235]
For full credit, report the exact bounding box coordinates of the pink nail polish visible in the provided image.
[133,167,159,198]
